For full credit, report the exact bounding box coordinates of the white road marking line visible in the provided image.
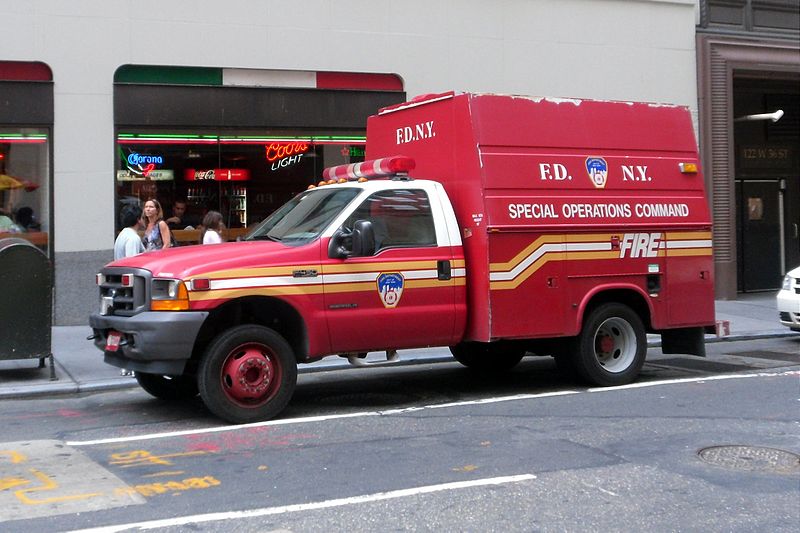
[585,370,800,393]
[67,370,798,447]
[67,391,580,446]
[69,474,537,533]
[67,411,381,446]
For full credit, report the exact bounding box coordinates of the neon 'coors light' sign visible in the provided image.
[266,142,309,171]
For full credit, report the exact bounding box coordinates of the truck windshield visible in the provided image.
[246,187,360,244]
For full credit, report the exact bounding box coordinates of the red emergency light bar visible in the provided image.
[322,156,416,182]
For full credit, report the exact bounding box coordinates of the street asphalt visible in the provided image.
[0,291,794,400]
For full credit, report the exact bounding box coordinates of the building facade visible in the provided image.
[696,0,800,298]
[0,0,732,325]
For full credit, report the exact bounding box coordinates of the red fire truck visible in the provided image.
[90,92,715,423]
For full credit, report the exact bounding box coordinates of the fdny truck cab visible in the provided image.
[90,92,715,423]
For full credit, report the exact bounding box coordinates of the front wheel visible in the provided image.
[135,372,198,401]
[567,303,646,386]
[199,325,297,424]
[449,342,525,372]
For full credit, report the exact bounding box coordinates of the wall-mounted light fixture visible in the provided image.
[734,109,784,123]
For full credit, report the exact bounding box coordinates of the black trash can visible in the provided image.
[0,237,55,379]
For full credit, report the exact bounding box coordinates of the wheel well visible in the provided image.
[581,289,653,332]
[190,297,308,367]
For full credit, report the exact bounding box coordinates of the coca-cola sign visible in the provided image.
[184,168,250,181]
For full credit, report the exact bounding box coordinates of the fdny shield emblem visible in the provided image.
[585,157,608,189]
[377,272,404,308]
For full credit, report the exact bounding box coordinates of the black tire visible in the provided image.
[135,372,198,401]
[567,303,646,386]
[449,342,525,372]
[198,325,297,424]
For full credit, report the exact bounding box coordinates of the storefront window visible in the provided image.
[0,128,50,252]
[115,131,365,239]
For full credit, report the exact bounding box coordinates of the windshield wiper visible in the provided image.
[249,234,282,242]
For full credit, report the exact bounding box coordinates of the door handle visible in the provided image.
[437,260,452,281]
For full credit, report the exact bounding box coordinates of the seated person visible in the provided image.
[15,206,41,231]
[165,199,201,230]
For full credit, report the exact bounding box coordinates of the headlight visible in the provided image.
[151,278,189,311]
[782,275,792,291]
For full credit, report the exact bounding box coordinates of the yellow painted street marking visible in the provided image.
[451,465,479,472]
[0,450,28,464]
[13,469,102,505]
[113,476,221,498]
[141,471,186,478]
[0,440,145,521]
[0,477,30,491]
[109,450,209,468]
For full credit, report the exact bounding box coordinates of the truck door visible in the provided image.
[323,188,459,353]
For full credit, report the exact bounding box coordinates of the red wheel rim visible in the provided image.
[220,342,282,408]
[597,334,615,355]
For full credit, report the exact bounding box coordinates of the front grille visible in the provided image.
[779,312,791,321]
[98,268,149,316]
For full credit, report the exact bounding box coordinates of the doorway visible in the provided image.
[733,79,800,291]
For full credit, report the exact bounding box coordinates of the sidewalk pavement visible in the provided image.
[0,292,794,400]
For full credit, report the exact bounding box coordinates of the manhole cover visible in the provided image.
[698,445,800,474]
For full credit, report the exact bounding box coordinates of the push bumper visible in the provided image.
[89,311,209,374]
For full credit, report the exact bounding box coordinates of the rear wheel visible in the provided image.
[567,303,646,386]
[135,372,198,401]
[199,325,297,424]
[450,342,525,372]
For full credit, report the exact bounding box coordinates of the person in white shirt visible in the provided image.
[201,210,224,244]
[114,204,145,260]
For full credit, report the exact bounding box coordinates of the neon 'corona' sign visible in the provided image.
[125,151,164,178]
[127,153,163,166]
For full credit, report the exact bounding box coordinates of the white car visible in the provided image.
[777,265,800,332]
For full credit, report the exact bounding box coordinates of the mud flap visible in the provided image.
[660,327,706,357]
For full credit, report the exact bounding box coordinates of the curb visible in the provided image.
[2,331,795,400]
[0,379,140,400]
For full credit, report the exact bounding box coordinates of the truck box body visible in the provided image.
[366,92,714,342]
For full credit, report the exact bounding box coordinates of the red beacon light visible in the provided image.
[322,156,416,182]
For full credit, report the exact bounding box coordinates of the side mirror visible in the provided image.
[327,220,375,259]
[351,220,375,257]
[327,227,352,259]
